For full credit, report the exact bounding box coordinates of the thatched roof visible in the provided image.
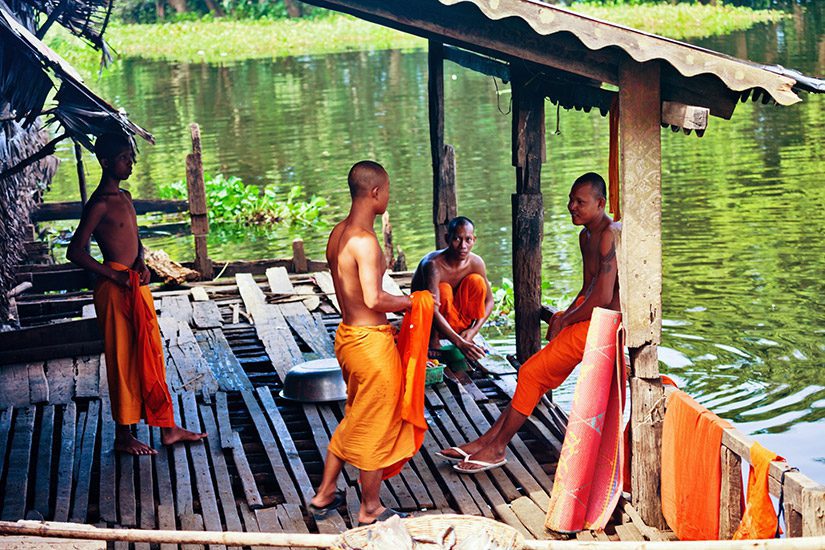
[23,0,114,61]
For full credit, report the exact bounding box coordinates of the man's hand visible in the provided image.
[111,269,131,289]
[135,261,151,286]
[459,326,479,342]
[546,314,564,342]
[455,337,485,361]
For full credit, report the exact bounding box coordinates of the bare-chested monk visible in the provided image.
[439,172,620,473]
[411,216,493,361]
[309,160,420,526]
[67,132,206,456]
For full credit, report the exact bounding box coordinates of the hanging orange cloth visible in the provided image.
[438,273,487,333]
[328,291,434,480]
[661,390,732,540]
[733,442,783,540]
[93,261,174,427]
[608,96,621,222]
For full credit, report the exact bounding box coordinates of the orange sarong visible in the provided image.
[734,442,783,540]
[438,273,487,333]
[94,261,174,427]
[328,291,434,479]
[662,390,732,540]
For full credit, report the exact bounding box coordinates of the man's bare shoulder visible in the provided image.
[468,252,487,272]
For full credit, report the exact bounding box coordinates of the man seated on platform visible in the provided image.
[309,160,433,526]
[410,216,493,362]
[438,172,620,474]
[67,132,206,456]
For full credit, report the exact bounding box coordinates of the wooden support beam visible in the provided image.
[443,45,510,81]
[0,318,102,365]
[32,200,189,222]
[619,58,667,530]
[186,123,212,280]
[719,445,744,539]
[429,41,458,249]
[511,66,545,363]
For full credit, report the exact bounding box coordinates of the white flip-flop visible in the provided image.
[453,458,508,474]
[434,446,470,463]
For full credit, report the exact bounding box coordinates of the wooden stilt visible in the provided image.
[186,123,212,280]
[618,58,668,530]
[511,66,545,363]
[429,40,457,248]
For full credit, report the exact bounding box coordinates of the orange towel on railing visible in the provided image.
[329,291,433,479]
[662,390,732,540]
[438,273,487,333]
[93,261,174,427]
[733,442,783,540]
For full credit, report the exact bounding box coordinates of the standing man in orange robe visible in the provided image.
[309,160,432,526]
[67,132,206,456]
[439,173,620,473]
[411,216,493,361]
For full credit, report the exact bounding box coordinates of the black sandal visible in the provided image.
[308,489,346,519]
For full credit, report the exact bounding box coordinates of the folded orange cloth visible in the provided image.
[662,390,732,540]
[733,442,783,540]
[438,273,487,333]
[328,291,433,479]
[94,261,174,427]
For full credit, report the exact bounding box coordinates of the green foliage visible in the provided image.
[158,173,327,228]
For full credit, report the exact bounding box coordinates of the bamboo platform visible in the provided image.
[0,267,670,546]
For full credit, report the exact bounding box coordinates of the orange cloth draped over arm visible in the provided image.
[733,442,783,540]
[661,390,732,540]
[328,291,434,480]
[93,262,174,427]
[437,273,487,333]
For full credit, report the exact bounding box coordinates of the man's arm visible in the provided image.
[550,230,617,339]
[67,200,130,287]
[423,261,485,360]
[133,237,151,285]
[354,234,411,313]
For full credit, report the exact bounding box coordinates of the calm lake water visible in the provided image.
[48,7,825,482]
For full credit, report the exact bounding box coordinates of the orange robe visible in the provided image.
[438,273,487,333]
[328,291,434,479]
[734,442,782,540]
[94,261,174,427]
[511,296,589,417]
[661,390,732,540]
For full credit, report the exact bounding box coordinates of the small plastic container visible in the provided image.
[425,361,445,386]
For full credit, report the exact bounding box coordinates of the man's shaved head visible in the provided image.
[348,160,388,198]
[446,216,475,240]
[572,172,606,201]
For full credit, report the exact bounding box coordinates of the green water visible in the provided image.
[47,8,825,481]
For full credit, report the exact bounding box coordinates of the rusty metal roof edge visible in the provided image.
[439,0,803,106]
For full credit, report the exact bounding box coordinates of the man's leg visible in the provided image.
[115,424,157,455]
[311,452,345,508]
[358,469,386,524]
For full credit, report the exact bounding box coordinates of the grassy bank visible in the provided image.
[48,5,785,73]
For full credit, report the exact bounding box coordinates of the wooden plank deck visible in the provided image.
[0,270,665,544]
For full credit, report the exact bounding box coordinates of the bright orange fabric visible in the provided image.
[733,442,783,540]
[328,291,433,479]
[438,273,487,333]
[511,319,590,417]
[94,261,174,427]
[662,390,732,540]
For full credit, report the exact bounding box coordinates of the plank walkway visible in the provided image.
[0,268,663,545]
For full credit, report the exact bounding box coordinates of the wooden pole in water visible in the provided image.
[617,59,667,529]
[186,123,212,280]
[429,40,457,249]
[511,65,545,364]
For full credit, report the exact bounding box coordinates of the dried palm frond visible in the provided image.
[25,0,113,56]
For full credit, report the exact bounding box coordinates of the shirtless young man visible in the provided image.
[439,172,620,473]
[67,132,206,456]
[309,160,416,525]
[411,216,493,361]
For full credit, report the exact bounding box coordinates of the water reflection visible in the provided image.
[47,6,825,481]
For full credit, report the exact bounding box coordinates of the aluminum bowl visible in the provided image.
[279,358,347,403]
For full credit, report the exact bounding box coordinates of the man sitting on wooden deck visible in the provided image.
[439,172,621,474]
[411,216,493,362]
[310,160,433,526]
[67,132,206,456]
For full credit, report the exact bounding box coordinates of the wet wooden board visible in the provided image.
[98,396,117,524]
[266,267,296,295]
[191,286,210,302]
[216,391,234,449]
[161,295,194,325]
[0,406,12,483]
[172,396,194,516]
[33,404,55,518]
[200,404,244,532]
[162,319,219,395]
[136,423,156,531]
[196,329,253,391]
[181,392,224,537]
[1,406,35,520]
[278,302,335,358]
[74,356,100,398]
[52,402,76,523]
[152,428,178,550]
[27,362,48,403]
[71,400,100,523]
[302,404,346,491]
[0,363,32,407]
[118,450,137,526]
[193,300,223,329]
[312,271,340,313]
[510,495,548,539]
[45,358,75,405]
[232,431,263,509]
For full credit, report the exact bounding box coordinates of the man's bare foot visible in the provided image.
[161,425,207,446]
[455,447,507,472]
[438,439,484,459]
[114,431,157,456]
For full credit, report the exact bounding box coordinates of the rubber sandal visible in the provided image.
[357,507,409,527]
[453,458,508,474]
[308,489,346,519]
[434,446,470,463]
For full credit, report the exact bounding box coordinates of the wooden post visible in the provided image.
[382,211,394,270]
[292,239,308,274]
[74,141,88,206]
[185,123,212,280]
[429,40,457,249]
[719,446,744,539]
[618,59,667,529]
[511,66,545,364]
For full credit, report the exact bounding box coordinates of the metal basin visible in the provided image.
[279,358,347,403]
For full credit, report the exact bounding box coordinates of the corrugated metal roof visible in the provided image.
[440,0,802,106]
